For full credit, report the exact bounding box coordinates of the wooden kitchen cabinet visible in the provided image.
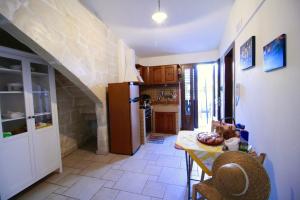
[155,112,176,134]
[140,65,178,85]
[140,67,148,83]
[164,65,178,83]
[152,66,165,84]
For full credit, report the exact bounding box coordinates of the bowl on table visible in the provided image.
[197,132,224,146]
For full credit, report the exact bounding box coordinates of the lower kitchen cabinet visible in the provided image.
[0,46,61,200]
[155,112,176,134]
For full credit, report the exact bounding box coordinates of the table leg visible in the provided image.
[185,152,194,200]
[200,170,205,182]
[185,151,189,184]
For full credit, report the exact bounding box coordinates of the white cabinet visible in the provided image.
[0,46,62,200]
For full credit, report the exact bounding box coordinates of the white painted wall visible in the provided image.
[137,50,219,66]
[219,0,265,56]
[220,0,300,199]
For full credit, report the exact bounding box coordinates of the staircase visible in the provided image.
[55,71,96,121]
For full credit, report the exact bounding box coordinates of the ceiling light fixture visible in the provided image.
[152,0,168,24]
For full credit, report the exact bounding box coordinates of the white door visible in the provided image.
[27,62,61,178]
[0,55,35,199]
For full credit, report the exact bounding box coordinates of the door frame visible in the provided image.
[212,59,221,120]
[223,42,235,123]
[180,64,195,130]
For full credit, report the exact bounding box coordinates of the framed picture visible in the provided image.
[240,36,255,70]
[263,34,286,72]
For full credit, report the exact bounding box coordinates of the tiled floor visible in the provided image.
[12,134,207,200]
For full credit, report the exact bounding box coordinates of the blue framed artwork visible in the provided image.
[263,34,286,72]
[240,36,255,70]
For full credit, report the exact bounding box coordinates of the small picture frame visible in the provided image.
[240,36,256,70]
[263,34,286,72]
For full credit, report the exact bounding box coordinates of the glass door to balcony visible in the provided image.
[0,56,27,138]
[30,63,52,130]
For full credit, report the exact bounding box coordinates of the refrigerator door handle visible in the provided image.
[129,97,140,103]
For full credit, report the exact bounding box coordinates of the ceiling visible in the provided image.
[80,0,234,57]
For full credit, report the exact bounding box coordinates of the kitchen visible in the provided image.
[138,64,181,138]
[107,64,182,155]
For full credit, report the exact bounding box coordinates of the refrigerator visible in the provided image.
[108,82,140,155]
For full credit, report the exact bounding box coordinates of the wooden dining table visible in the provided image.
[175,131,224,200]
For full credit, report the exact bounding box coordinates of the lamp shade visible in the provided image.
[152,11,168,24]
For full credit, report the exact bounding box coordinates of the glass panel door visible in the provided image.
[196,63,214,132]
[0,56,27,138]
[30,63,52,130]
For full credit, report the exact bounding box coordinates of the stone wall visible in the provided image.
[0,0,138,154]
[55,70,95,157]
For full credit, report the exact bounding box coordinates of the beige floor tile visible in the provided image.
[131,149,148,159]
[158,167,187,186]
[115,191,151,200]
[91,153,115,163]
[156,155,182,168]
[80,162,111,178]
[46,193,75,200]
[63,176,105,200]
[143,165,162,176]
[91,187,119,200]
[103,180,116,188]
[152,146,176,156]
[102,169,124,181]
[114,172,149,193]
[163,184,187,200]
[16,182,60,200]
[66,150,95,161]
[56,174,81,187]
[120,158,148,173]
[143,153,160,161]
[173,149,186,158]
[142,181,167,198]
[148,175,159,181]
[53,186,69,195]
[109,156,130,168]
[46,167,81,184]
[63,157,93,169]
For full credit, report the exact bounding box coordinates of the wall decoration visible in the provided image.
[263,34,286,72]
[240,36,255,70]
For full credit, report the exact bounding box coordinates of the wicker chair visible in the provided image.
[192,153,266,200]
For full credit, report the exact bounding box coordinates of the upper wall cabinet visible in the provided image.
[164,65,178,83]
[152,66,165,84]
[139,65,178,85]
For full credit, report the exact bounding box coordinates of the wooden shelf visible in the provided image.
[31,71,48,77]
[0,91,23,94]
[32,91,49,94]
[0,68,47,77]
[2,117,25,123]
[0,67,22,75]
[34,112,51,117]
